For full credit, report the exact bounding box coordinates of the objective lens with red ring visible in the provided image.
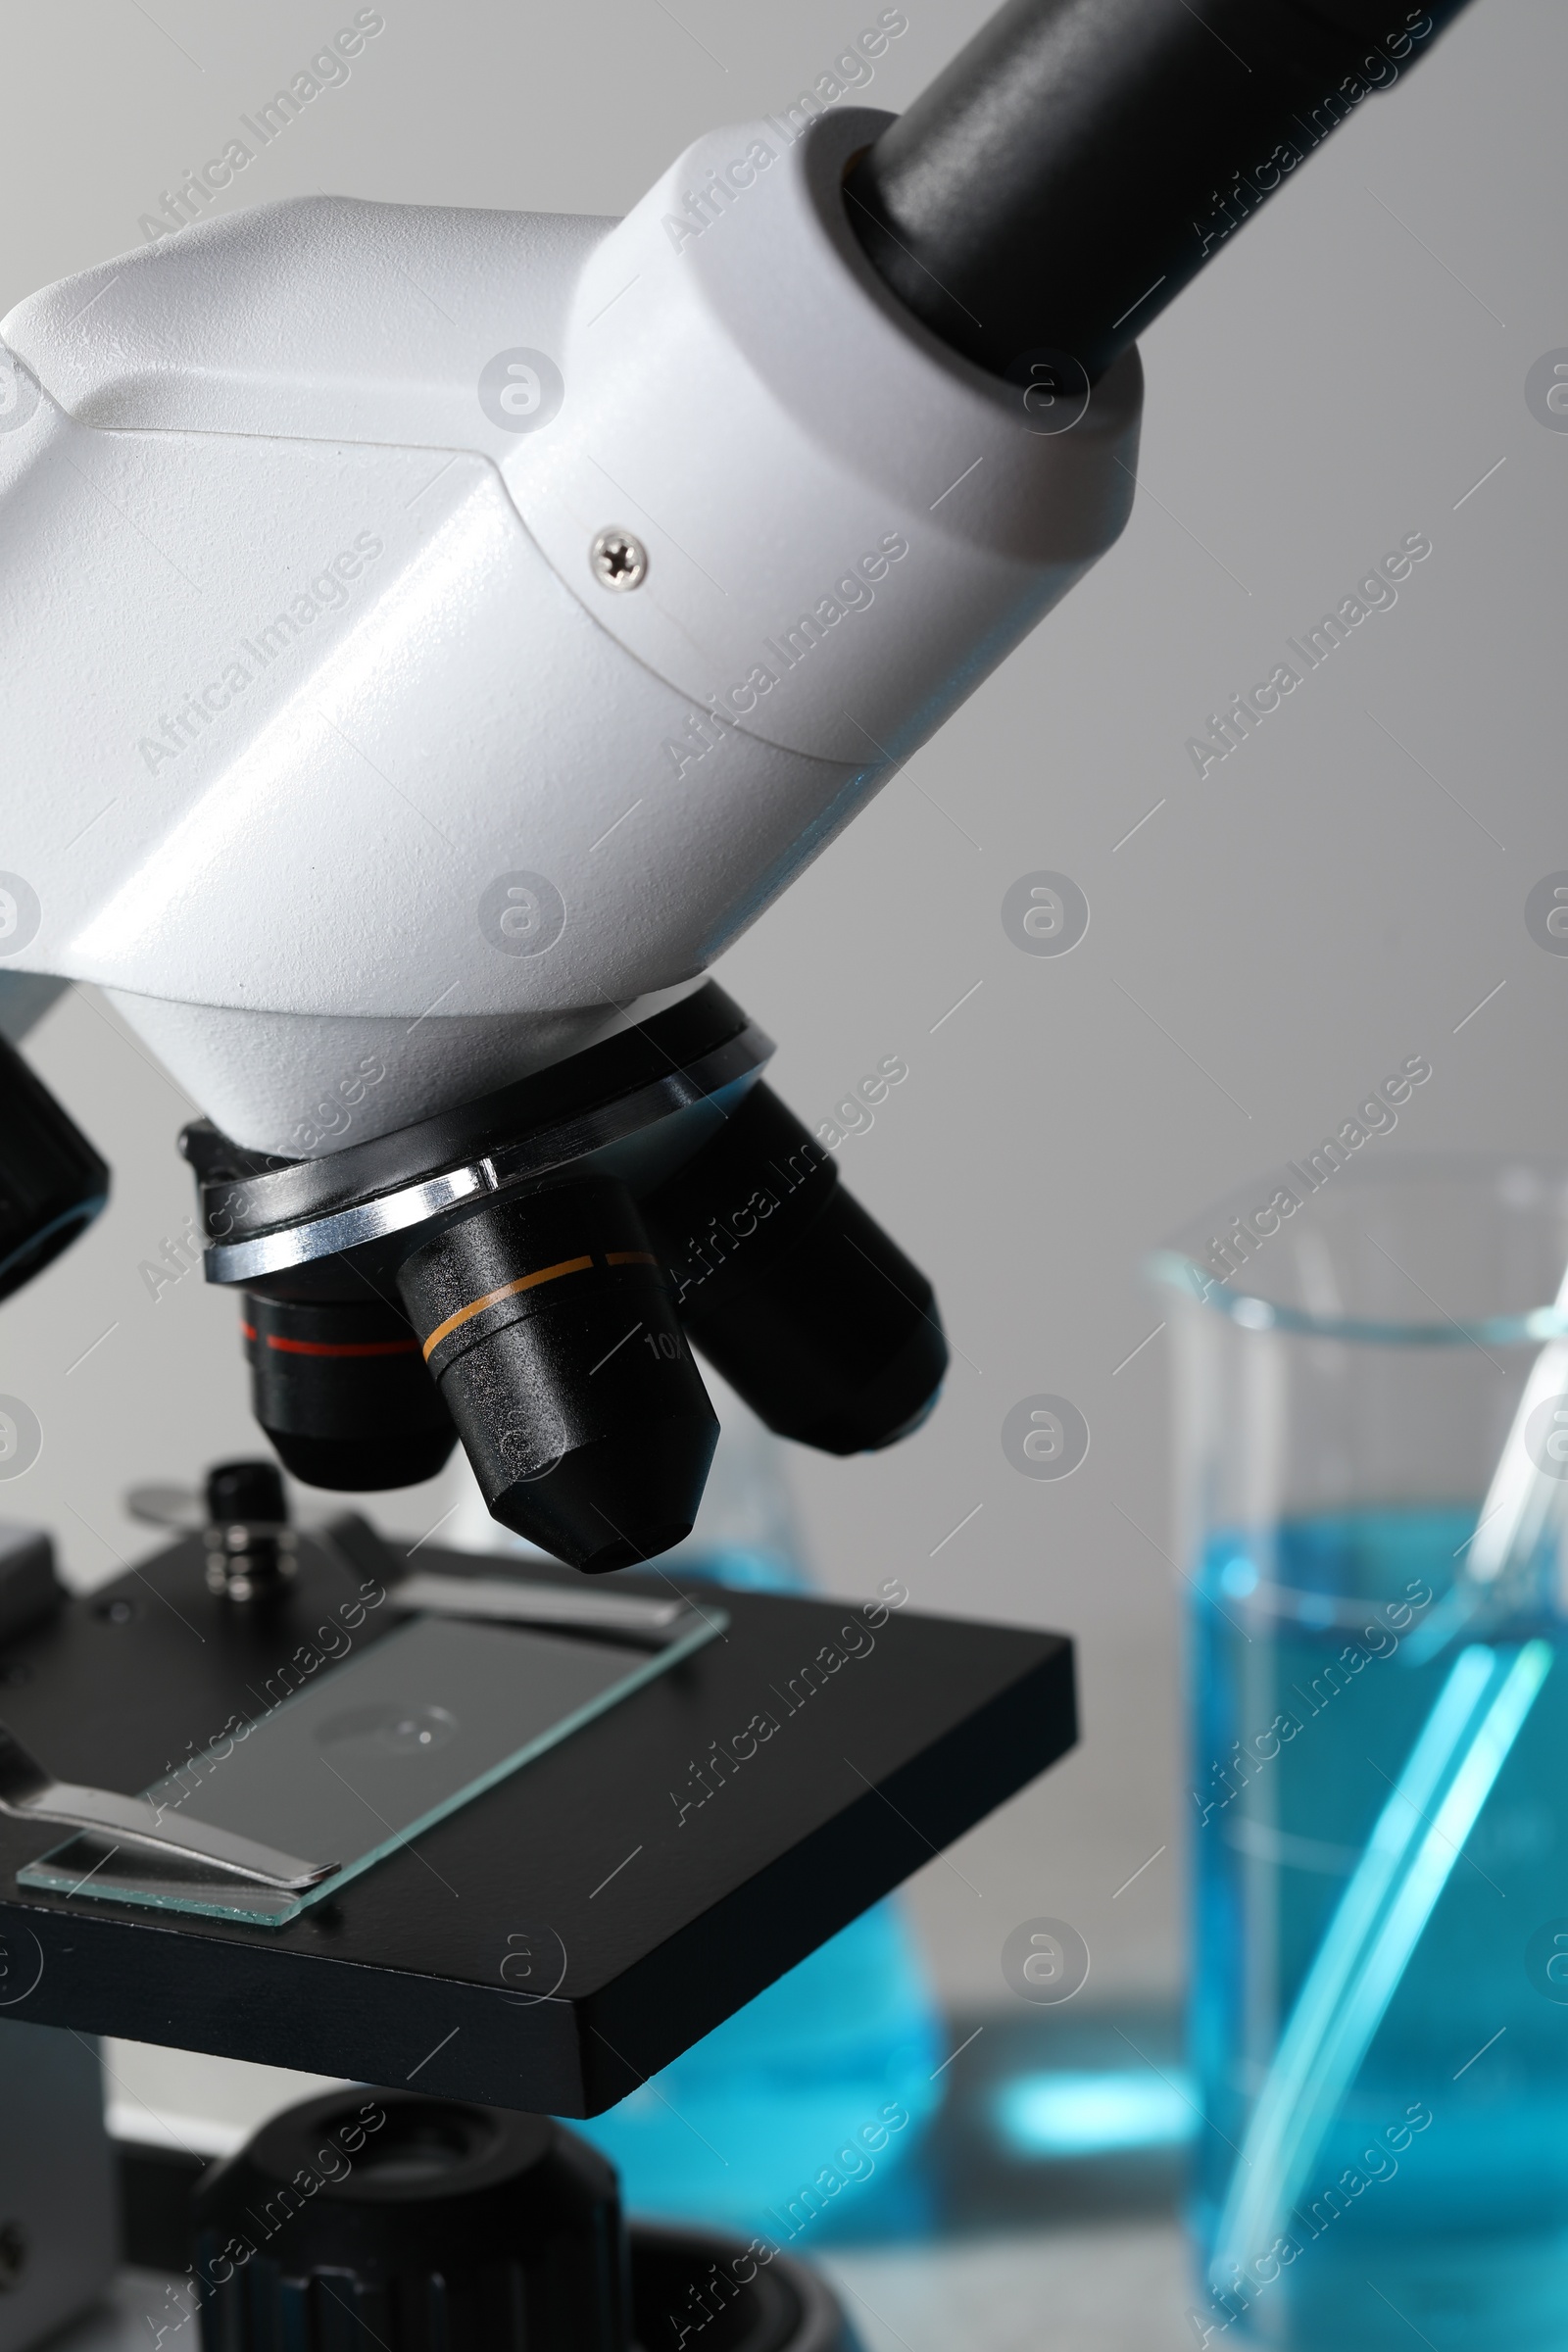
[242,1295,459,1493]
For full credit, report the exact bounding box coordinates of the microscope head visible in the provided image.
[0,102,1137,1565]
[3,0,1466,1564]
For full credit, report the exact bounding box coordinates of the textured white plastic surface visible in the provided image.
[0,109,1140,1153]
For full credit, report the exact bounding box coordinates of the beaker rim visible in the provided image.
[1148,1151,1568,1346]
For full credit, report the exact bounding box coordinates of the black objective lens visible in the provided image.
[0,1033,109,1303]
[396,1176,717,1572]
[640,1083,947,1453]
[242,1297,459,1493]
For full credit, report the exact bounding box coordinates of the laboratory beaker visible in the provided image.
[1152,1154,1568,2352]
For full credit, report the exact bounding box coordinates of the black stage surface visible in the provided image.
[0,1524,1074,2113]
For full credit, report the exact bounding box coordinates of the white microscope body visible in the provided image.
[0,107,1139,1158]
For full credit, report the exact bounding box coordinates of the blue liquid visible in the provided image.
[569,1544,944,2236]
[1190,1509,1568,2350]
[571,1898,943,2236]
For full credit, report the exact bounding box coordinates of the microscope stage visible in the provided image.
[0,1530,1073,2114]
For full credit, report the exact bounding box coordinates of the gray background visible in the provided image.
[0,0,1563,2071]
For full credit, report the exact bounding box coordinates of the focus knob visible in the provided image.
[191,2090,630,2352]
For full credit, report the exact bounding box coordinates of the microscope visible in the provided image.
[0,1,1474,2342]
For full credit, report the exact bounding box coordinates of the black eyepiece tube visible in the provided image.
[0,1033,109,1303]
[845,0,1476,384]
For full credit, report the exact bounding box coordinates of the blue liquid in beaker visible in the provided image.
[1189,1508,1568,2350]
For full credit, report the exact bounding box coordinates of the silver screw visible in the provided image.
[590,528,648,591]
